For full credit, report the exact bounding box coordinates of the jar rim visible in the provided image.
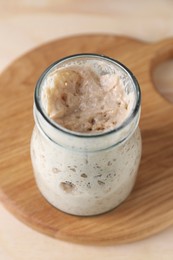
[34,53,141,138]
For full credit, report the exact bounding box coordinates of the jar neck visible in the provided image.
[33,54,141,152]
[34,105,140,152]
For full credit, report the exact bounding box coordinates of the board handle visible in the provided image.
[149,38,173,68]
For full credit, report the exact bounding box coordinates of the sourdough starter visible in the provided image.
[31,55,142,216]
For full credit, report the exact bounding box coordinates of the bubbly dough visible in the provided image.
[31,60,141,216]
[42,66,133,133]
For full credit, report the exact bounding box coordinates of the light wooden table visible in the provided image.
[0,1,173,259]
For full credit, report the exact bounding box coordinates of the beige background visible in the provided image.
[0,1,173,259]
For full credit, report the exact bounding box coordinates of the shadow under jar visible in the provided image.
[30,54,142,216]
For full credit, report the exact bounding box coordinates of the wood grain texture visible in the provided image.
[0,35,173,245]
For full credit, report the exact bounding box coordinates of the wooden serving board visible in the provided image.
[0,35,173,245]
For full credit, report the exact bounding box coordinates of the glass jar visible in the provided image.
[30,54,142,216]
